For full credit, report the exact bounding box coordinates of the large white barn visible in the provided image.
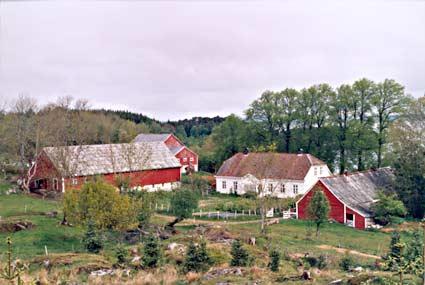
[215,152,331,198]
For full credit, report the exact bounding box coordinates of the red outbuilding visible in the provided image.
[133,133,198,174]
[29,141,181,192]
[296,168,394,230]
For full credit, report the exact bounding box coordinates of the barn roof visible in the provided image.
[320,168,395,217]
[133,133,171,143]
[43,142,180,177]
[216,152,326,180]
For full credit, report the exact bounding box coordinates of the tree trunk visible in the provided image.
[315,223,320,237]
[339,147,346,174]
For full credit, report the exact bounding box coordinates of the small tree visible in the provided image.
[183,239,212,273]
[115,243,128,266]
[268,249,280,272]
[1,237,26,285]
[142,235,161,268]
[83,220,103,253]
[372,191,407,225]
[230,240,250,267]
[307,190,330,237]
[339,252,355,271]
[167,189,199,229]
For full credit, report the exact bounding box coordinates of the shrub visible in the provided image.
[230,240,250,267]
[83,220,103,253]
[372,192,407,225]
[268,249,280,272]
[183,240,212,273]
[317,254,328,269]
[340,254,355,271]
[115,243,128,265]
[142,235,161,268]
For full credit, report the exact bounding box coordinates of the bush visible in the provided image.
[115,244,128,265]
[83,221,103,253]
[340,254,355,271]
[317,254,328,269]
[268,249,280,272]
[142,235,161,268]
[372,192,407,225]
[230,240,250,267]
[183,240,212,273]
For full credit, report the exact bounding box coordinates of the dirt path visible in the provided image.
[317,245,381,259]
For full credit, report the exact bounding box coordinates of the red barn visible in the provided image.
[133,133,198,174]
[29,141,181,192]
[296,168,394,230]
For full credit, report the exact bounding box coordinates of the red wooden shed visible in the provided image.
[296,168,394,230]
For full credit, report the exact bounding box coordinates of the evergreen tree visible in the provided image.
[142,235,161,268]
[307,189,330,237]
[387,231,402,268]
[183,239,211,273]
[197,239,212,271]
[268,249,280,272]
[230,240,250,267]
[83,220,103,253]
[115,243,128,266]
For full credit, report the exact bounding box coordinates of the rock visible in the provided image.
[249,237,256,246]
[352,266,363,272]
[329,279,343,284]
[90,269,115,277]
[167,242,182,250]
[301,270,312,280]
[204,267,245,280]
[131,256,141,263]
[130,248,139,256]
[45,211,58,218]
[124,229,140,244]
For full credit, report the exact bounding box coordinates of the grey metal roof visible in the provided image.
[320,168,395,217]
[133,133,171,143]
[43,142,181,177]
[169,145,184,155]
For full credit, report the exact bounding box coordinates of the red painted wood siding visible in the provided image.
[176,148,198,167]
[297,181,367,230]
[164,135,184,149]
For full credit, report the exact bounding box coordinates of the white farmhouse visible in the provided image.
[215,152,331,198]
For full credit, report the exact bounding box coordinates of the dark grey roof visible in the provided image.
[133,133,171,143]
[169,145,184,155]
[43,142,180,177]
[320,168,395,217]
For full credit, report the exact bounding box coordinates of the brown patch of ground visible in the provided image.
[380,222,422,233]
[317,245,381,259]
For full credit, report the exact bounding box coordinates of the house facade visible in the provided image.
[133,133,198,174]
[296,168,394,230]
[215,152,331,198]
[29,141,181,192]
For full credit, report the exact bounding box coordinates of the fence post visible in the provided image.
[249,209,251,216]
[155,203,158,210]
[234,210,237,218]
[242,210,244,216]
[217,211,220,219]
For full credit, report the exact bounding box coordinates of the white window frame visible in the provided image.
[268,183,273,192]
[222,181,227,189]
[280,184,286,193]
[314,167,318,176]
[183,157,188,162]
[71,178,78,185]
[233,181,238,190]
[293,184,298,194]
[189,157,194,162]
[53,178,59,191]
[319,166,323,175]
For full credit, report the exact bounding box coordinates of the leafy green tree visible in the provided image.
[142,235,161,268]
[183,239,211,273]
[307,189,330,237]
[268,249,280,272]
[63,180,138,230]
[167,189,199,229]
[83,220,103,253]
[230,240,250,267]
[372,191,407,225]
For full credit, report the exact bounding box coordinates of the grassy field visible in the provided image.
[0,180,421,284]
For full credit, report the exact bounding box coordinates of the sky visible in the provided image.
[0,0,424,121]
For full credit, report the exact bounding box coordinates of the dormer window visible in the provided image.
[320,166,323,175]
[314,167,318,176]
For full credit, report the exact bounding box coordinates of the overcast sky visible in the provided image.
[0,0,424,121]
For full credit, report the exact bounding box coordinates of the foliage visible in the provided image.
[170,189,199,220]
[0,237,26,285]
[372,191,407,225]
[63,180,138,230]
[230,240,250,267]
[142,235,161,268]
[268,249,280,272]
[82,220,103,253]
[183,239,212,273]
[307,190,330,237]
[115,243,128,266]
[339,253,355,271]
[133,191,156,229]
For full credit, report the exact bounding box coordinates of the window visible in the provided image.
[183,157,188,162]
[293,184,299,194]
[314,167,318,176]
[319,166,323,175]
[71,178,78,185]
[280,184,286,193]
[268,183,273,192]
[222,181,227,189]
[189,157,194,162]
[233,181,238,190]
[53,178,59,191]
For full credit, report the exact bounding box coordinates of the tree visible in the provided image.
[63,180,138,230]
[167,189,199,229]
[115,243,128,266]
[307,189,330,237]
[268,249,280,272]
[83,220,103,253]
[230,239,250,267]
[142,235,161,268]
[183,239,212,273]
[372,191,407,225]
[372,79,409,167]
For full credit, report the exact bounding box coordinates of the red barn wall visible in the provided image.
[297,181,367,230]
[164,135,183,149]
[176,148,198,167]
[30,152,61,191]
